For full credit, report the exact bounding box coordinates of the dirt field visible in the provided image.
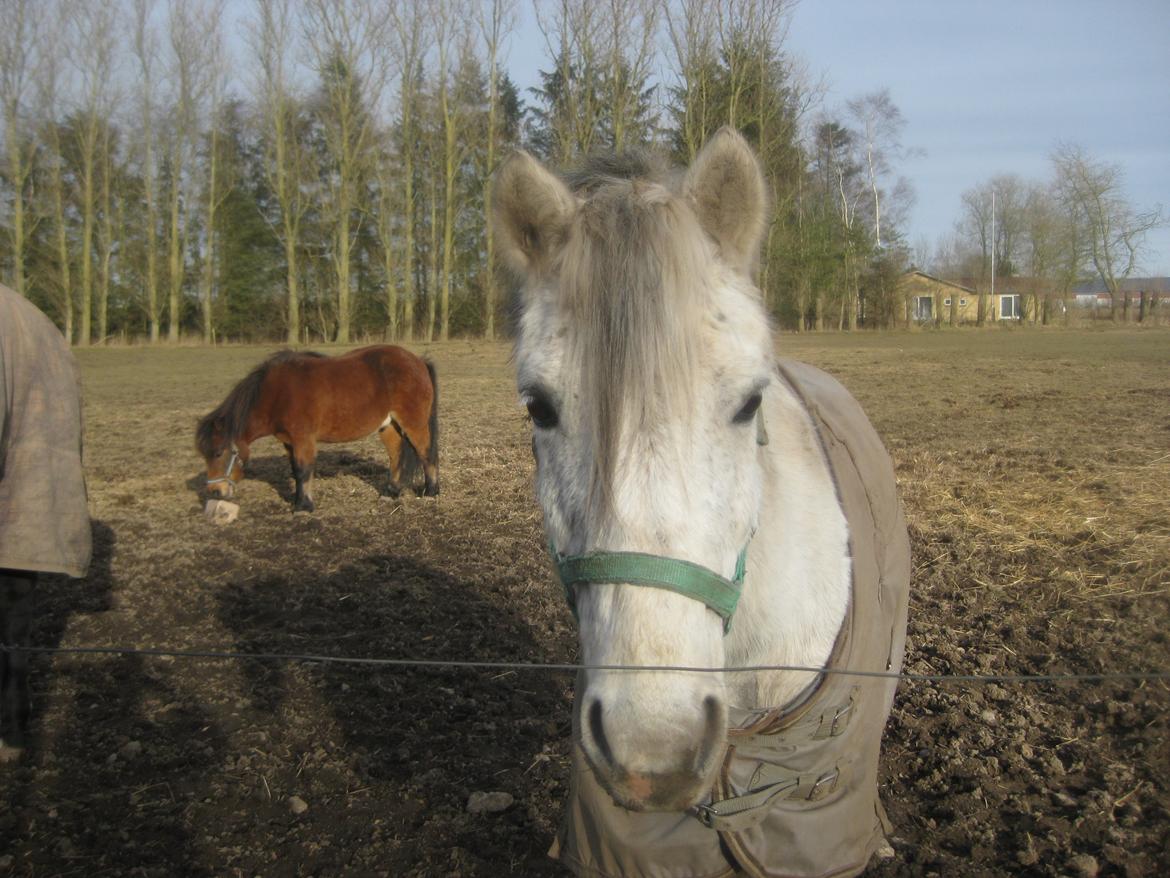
[2,329,1168,877]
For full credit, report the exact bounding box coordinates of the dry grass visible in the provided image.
[2,327,1166,876]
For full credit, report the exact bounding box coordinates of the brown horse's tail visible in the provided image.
[398,359,438,489]
[424,359,439,468]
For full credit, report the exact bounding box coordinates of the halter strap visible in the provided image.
[205,443,241,487]
[548,406,766,633]
[552,545,748,633]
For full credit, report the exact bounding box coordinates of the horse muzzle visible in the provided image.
[206,480,235,499]
[578,684,728,811]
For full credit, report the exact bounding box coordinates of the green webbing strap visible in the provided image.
[549,408,763,634]
[553,546,749,633]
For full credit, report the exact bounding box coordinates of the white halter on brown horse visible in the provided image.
[494,129,910,877]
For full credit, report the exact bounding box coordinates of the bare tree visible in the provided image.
[815,119,866,330]
[250,0,311,344]
[533,0,605,161]
[199,8,231,343]
[601,0,658,150]
[372,143,400,340]
[389,0,429,341]
[95,113,117,343]
[163,0,218,342]
[132,0,166,342]
[423,96,441,342]
[990,174,1027,279]
[434,0,480,341]
[662,0,718,161]
[1021,182,1066,324]
[478,0,516,339]
[959,183,994,325]
[0,0,42,297]
[68,0,119,344]
[1052,142,1165,321]
[304,0,391,344]
[32,26,75,339]
[845,88,915,251]
[714,0,792,129]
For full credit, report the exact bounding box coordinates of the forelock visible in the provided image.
[557,176,718,517]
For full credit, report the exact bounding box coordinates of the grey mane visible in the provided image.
[557,152,715,518]
[562,150,676,196]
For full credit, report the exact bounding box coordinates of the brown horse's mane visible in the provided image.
[195,349,325,457]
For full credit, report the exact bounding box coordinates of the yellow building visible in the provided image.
[899,271,978,325]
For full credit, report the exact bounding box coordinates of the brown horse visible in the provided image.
[196,346,438,512]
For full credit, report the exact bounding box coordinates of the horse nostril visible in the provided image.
[587,698,615,767]
[703,694,722,726]
[696,694,726,772]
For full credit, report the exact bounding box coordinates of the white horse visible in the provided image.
[494,129,910,877]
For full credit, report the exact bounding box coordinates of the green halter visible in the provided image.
[552,545,749,634]
[548,406,767,634]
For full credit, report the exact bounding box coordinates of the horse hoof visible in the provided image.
[424,483,440,497]
[293,500,316,514]
[385,484,402,499]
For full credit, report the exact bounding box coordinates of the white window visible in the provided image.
[1000,294,1020,319]
[914,296,933,320]
[960,298,967,306]
[944,298,951,306]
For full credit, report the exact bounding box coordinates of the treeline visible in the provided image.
[923,144,1165,325]
[1,0,922,344]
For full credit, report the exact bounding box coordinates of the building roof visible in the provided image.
[902,270,976,294]
[1071,277,1170,295]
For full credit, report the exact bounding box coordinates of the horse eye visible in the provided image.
[733,393,762,424]
[525,393,559,430]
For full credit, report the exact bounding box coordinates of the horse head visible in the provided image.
[496,129,775,811]
[196,414,248,499]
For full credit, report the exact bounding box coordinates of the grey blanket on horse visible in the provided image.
[0,284,91,578]
[552,360,911,878]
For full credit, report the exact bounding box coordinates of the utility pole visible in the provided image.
[991,189,996,319]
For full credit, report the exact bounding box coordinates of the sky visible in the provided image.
[504,0,1170,275]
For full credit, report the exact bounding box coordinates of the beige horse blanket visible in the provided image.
[0,284,91,578]
[553,360,911,878]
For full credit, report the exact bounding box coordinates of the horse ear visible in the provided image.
[492,151,577,277]
[682,127,769,276]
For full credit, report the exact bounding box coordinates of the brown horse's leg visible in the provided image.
[287,438,317,512]
[377,425,405,498]
[401,421,439,497]
[0,569,36,758]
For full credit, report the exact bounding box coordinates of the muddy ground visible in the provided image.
[2,330,1168,877]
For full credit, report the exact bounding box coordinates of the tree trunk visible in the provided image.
[5,132,26,296]
[79,146,96,345]
[98,144,114,344]
[401,113,415,342]
[441,86,456,341]
[484,71,498,340]
[202,126,219,344]
[336,195,352,344]
[285,233,300,344]
[426,168,439,343]
[168,167,183,343]
[51,161,73,342]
